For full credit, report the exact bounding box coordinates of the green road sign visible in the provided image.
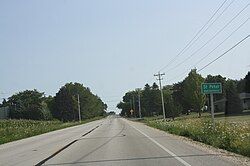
[201,83,222,94]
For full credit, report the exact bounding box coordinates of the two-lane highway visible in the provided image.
[0,116,238,166]
[0,119,103,166]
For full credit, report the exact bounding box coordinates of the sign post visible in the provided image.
[201,83,222,129]
[210,93,215,128]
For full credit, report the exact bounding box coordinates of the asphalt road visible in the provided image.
[0,116,238,166]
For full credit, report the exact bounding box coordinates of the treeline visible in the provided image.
[0,82,107,121]
[117,70,250,119]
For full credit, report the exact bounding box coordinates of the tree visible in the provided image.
[245,71,250,93]
[7,89,48,120]
[150,83,161,116]
[163,88,181,120]
[235,72,250,93]
[236,79,246,93]
[141,84,152,116]
[183,69,206,117]
[117,90,138,117]
[225,80,243,115]
[0,98,7,107]
[140,83,161,117]
[172,81,191,114]
[53,86,78,121]
[205,74,226,100]
[117,101,131,117]
[53,82,106,121]
[44,96,56,119]
[118,83,162,117]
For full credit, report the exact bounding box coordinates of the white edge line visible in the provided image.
[124,119,191,166]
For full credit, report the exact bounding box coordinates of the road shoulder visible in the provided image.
[126,118,250,166]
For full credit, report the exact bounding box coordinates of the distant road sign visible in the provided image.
[201,83,222,94]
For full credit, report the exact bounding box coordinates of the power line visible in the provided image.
[198,35,250,72]
[166,4,249,73]
[158,0,230,72]
[194,18,249,66]
[146,0,231,85]
[179,0,235,56]
[166,18,249,84]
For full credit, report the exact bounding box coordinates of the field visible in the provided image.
[142,112,250,157]
[0,117,103,145]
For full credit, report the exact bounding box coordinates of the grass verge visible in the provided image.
[0,116,103,145]
[142,116,250,157]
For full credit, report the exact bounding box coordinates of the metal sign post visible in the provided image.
[201,83,222,129]
[210,93,215,129]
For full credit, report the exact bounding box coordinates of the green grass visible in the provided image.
[0,116,103,145]
[142,114,250,157]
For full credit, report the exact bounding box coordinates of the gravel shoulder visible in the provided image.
[141,120,250,166]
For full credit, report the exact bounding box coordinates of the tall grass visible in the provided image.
[145,118,250,157]
[0,117,103,144]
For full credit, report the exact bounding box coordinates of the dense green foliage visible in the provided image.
[144,117,250,157]
[118,71,249,118]
[52,83,107,121]
[225,80,243,115]
[6,90,52,120]
[163,88,181,120]
[117,83,180,118]
[117,83,164,117]
[118,69,206,118]
[1,82,107,121]
[245,71,250,93]
[236,71,250,93]
[172,81,191,115]
[205,74,227,100]
[183,69,205,117]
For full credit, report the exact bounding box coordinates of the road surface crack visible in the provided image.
[35,125,100,166]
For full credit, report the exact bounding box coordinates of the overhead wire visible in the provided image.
[158,0,231,72]
[145,1,248,86]
[165,4,249,73]
[145,0,231,85]
[194,18,249,66]
[166,18,249,83]
[198,35,250,72]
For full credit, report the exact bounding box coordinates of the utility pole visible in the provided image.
[137,88,142,119]
[130,99,133,116]
[132,95,135,112]
[154,72,166,120]
[130,99,132,110]
[77,94,81,123]
[210,93,215,129]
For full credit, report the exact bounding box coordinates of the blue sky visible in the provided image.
[0,0,249,112]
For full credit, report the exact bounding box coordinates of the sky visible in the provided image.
[0,0,249,113]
